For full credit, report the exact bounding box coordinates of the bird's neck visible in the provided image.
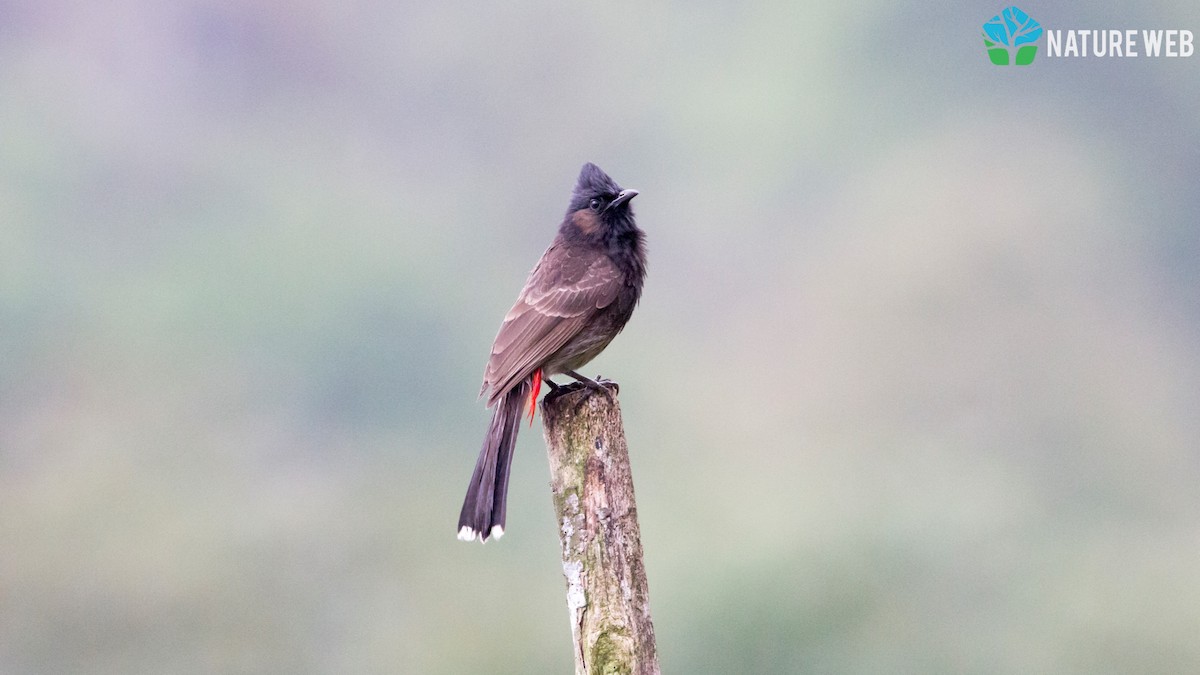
[608,228,647,284]
[557,217,646,283]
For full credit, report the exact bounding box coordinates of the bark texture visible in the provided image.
[541,384,660,675]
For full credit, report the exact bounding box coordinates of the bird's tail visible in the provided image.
[457,378,531,542]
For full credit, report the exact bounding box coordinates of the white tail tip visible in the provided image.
[457,525,504,543]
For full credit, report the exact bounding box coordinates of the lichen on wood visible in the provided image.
[541,384,660,675]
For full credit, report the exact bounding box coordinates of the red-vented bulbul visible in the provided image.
[457,163,647,542]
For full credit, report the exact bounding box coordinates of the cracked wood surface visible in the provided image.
[541,384,660,675]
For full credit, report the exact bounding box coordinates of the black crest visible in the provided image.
[569,163,622,211]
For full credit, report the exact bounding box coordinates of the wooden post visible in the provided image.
[541,383,660,675]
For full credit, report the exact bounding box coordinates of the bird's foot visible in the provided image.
[542,377,570,403]
[565,370,618,399]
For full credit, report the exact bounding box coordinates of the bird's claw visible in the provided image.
[542,376,618,405]
[580,375,617,401]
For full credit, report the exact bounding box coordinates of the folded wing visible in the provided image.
[481,243,622,406]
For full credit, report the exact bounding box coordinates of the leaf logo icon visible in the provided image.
[983,6,1043,65]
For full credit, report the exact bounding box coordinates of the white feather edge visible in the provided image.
[457,525,505,543]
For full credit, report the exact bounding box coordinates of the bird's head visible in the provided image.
[564,163,639,238]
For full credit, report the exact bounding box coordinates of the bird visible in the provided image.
[457,163,647,543]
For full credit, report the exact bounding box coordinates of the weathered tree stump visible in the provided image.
[541,383,660,675]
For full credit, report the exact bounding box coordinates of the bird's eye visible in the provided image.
[588,198,602,211]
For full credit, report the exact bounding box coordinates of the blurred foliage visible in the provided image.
[2,1,1199,673]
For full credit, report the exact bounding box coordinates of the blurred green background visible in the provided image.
[3,1,1199,673]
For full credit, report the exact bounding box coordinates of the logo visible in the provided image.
[982,6,1195,64]
[983,6,1043,65]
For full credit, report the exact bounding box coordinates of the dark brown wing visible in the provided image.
[481,241,622,406]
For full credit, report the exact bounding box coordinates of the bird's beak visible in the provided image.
[608,189,638,210]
